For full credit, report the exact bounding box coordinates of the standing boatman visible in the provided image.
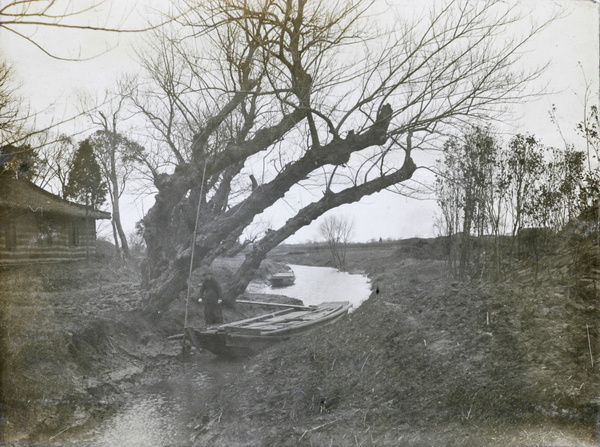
[200,272,224,325]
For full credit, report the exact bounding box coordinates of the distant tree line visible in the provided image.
[435,108,599,282]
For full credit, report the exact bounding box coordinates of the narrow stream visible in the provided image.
[85,357,243,446]
[247,264,371,309]
[86,265,371,445]
[90,395,191,446]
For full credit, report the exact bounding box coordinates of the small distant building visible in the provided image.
[0,176,111,265]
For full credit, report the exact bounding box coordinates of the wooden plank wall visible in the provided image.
[0,210,98,265]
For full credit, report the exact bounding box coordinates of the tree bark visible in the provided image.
[142,264,189,317]
[110,219,120,257]
[143,164,194,281]
[112,199,129,258]
[142,109,306,284]
[107,142,129,258]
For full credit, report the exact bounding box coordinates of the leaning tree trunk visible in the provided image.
[142,265,189,316]
[143,164,195,282]
[142,106,396,317]
[142,110,305,285]
[222,154,417,304]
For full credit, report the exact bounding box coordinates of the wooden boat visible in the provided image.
[186,301,351,357]
[269,269,296,287]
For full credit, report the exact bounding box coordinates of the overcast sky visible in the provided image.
[1,0,598,242]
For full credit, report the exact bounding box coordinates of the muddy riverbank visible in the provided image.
[0,259,297,443]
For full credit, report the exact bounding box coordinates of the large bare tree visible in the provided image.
[131,0,554,316]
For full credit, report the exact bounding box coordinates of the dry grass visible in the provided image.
[0,258,299,442]
[193,245,598,446]
[1,238,597,445]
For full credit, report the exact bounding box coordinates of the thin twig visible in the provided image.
[586,324,594,367]
[48,425,74,441]
[299,430,308,441]
[305,420,338,434]
[106,335,117,352]
[360,354,370,373]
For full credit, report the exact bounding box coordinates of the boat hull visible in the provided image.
[269,272,295,287]
[187,301,351,357]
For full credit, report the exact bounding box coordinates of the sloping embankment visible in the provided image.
[192,248,598,446]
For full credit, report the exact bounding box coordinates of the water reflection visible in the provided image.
[89,368,218,446]
[247,264,371,309]
[91,397,183,446]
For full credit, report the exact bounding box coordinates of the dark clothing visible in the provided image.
[201,276,223,325]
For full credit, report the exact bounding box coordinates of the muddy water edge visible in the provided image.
[1,262,248,443]
[80,350,246,446]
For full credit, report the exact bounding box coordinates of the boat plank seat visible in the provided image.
[225,325,283,335]
[265,317,289,323]
[279,311,308,318]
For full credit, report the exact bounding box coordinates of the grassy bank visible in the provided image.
[193,242,599,446]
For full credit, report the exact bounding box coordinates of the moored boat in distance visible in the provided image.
[186,301,351,357]
[269,267,296,287]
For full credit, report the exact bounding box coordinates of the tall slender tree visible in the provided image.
[436,126,499,279]
[65,139,107,209]
[65,138,108,260]
[89,130,143,258]
[576,104,600,218]
[319,215,355,271]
